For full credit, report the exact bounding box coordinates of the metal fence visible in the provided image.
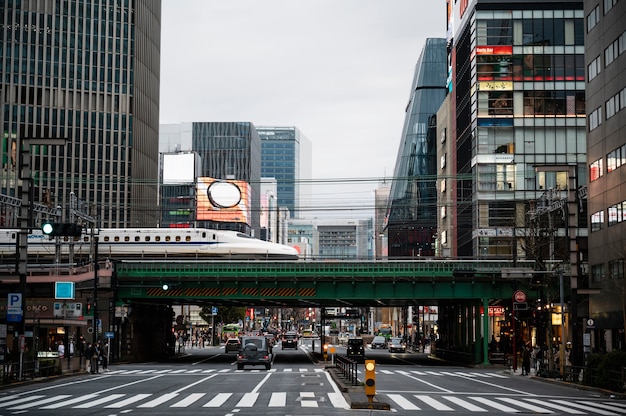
[1,359,61,385]
[334,354,359,386]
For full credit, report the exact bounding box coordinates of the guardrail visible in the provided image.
[334,354,359,386]
[1,359,62,385]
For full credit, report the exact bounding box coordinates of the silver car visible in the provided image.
[388,337,406,353]
[371,336,386,349]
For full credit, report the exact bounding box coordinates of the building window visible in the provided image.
[588,106,603,131]
[440,178,447,193]
[590,158,604,181]
[588,56,602,81]
[587,5,600,32]
[609,259,624,280]
[440,154,446,170]
[441,206,447,219]
[441,230,447,245]
[591,210,605,232]
[604,0,619,14]
[604,31,626,67]
[591,263,605,283]
[608,201,626,226]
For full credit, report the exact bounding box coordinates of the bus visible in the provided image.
[221,324,241,341]
[377,325,393,340]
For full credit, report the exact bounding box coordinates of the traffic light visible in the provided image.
[42,222,83,237]
[364,359,376,401]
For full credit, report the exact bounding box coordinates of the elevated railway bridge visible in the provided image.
[114,258,538,364]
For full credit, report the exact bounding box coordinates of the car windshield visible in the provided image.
[390,338,402,344]
[348,339,363,345]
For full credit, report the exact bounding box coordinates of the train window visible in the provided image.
[134,236,140,242]
[186,236,191,242]
[115,236,120,242]
[165,236,171,242]
[201,232,206,238]
[104,236,110,242]
[124,236,130,242]
[175,236,181,242]
[213,234,216,240]
[145,236,150,242]
[155,236,160,242]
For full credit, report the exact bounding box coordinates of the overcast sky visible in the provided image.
[159,1,447,217]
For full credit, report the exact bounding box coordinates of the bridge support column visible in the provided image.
[482,298,490,365]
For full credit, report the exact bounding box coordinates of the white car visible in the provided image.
[388,337,406,353]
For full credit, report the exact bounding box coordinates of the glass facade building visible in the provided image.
[0,0,161,228]
[386,38,448,258]
[257,126,311,219]
[448,0,587,259]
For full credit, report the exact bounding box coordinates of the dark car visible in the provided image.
[281,331,298,350]
[224,338,241,353]
[237,336,272,370]
[371,336,386,349]
[346,338,365,362]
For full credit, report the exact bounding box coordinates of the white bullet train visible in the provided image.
[0,227,300,260]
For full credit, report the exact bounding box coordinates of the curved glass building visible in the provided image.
[385,38,448,258]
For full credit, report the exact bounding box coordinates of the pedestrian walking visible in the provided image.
[521,344,531,376]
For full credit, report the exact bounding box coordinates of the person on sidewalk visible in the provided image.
[521,344,531,376]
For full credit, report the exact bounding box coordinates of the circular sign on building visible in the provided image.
[513,290,527,303]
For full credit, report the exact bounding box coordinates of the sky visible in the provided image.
[159,1,447,218]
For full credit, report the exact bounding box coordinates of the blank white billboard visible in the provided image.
[163,153,196,184]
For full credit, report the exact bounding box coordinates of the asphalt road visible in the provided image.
[0,338,623,415]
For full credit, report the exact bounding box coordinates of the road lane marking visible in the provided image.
[0,396,45,408]
[203,393,232,407]
[7,395,71,410]
[172,374,218,393]
[551,400,620,415]
[396,371,454,392]
[235,392,259,407]
[470,396,521,412]
[443,395,488,412]
[137,393,179,408]
[170,392,205,407]
[525,398,586,414]
[268,392,286,407]
[387,393,420,410]
[105,393,152,408]
[73,393,125,408]
[40,393,99,409]
[497,397,554,413]
[324,370,350,409]
[414,394,455,411]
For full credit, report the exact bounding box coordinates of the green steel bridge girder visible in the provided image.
[114,259,536,306]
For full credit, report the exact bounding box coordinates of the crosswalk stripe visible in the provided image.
[138,393,179,408]
[577,400,626,413]
[203,393,232,407]
[0,395,45,408]
[268,392,286,407]
[442,395,488,412]
[470,396,521,412]
[236,392,259,407]
[327,392,350,409]
[555,400,621,415]
[74,393,125,408]
[105,393,152,408]
[380,369,394,374]
[414,394,454,411]
[8,395,71,410]
[387,393,421,410]
[525,398,586,414]
[410,370,428,375]
[40,393,99,409]
[485,372,509,378]
[171,392,205,407]
[497,397,554,413]
[552,399,620,415]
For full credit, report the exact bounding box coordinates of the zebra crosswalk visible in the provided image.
[0,391,349,410]
[384,393,626,414]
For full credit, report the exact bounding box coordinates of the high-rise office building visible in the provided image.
[445,0,587,261]
[257,126,311,219]
[585,0,626,350]
[1,0,161,228]
[385,38,448,258]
